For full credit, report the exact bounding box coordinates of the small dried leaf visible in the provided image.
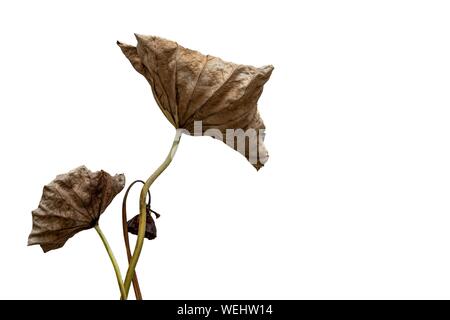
[118,35,274,170]
[127,212,157,240]
[28,166,125,252]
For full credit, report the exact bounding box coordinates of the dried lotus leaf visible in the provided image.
[118,35,273,170]
[28,166,125,252]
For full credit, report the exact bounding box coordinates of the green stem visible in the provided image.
[95,224,127,300]
[123,130,182,298]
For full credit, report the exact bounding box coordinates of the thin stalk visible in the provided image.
[95,224,126,299]
[123,131,182,297]
[122,180,149,300]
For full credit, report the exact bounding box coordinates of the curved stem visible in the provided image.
[123,130,182,297]
[95,224,126,300]
[122,180,149,300]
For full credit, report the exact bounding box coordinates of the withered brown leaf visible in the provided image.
[117,34,274,170]
[126,211,157,240]
[123,180,160,241]
[28,166,125,252]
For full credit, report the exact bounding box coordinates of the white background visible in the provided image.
[1,0,450,299]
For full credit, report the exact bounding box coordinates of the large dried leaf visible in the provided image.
[118,35,274,170]
[28,166,125,252]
